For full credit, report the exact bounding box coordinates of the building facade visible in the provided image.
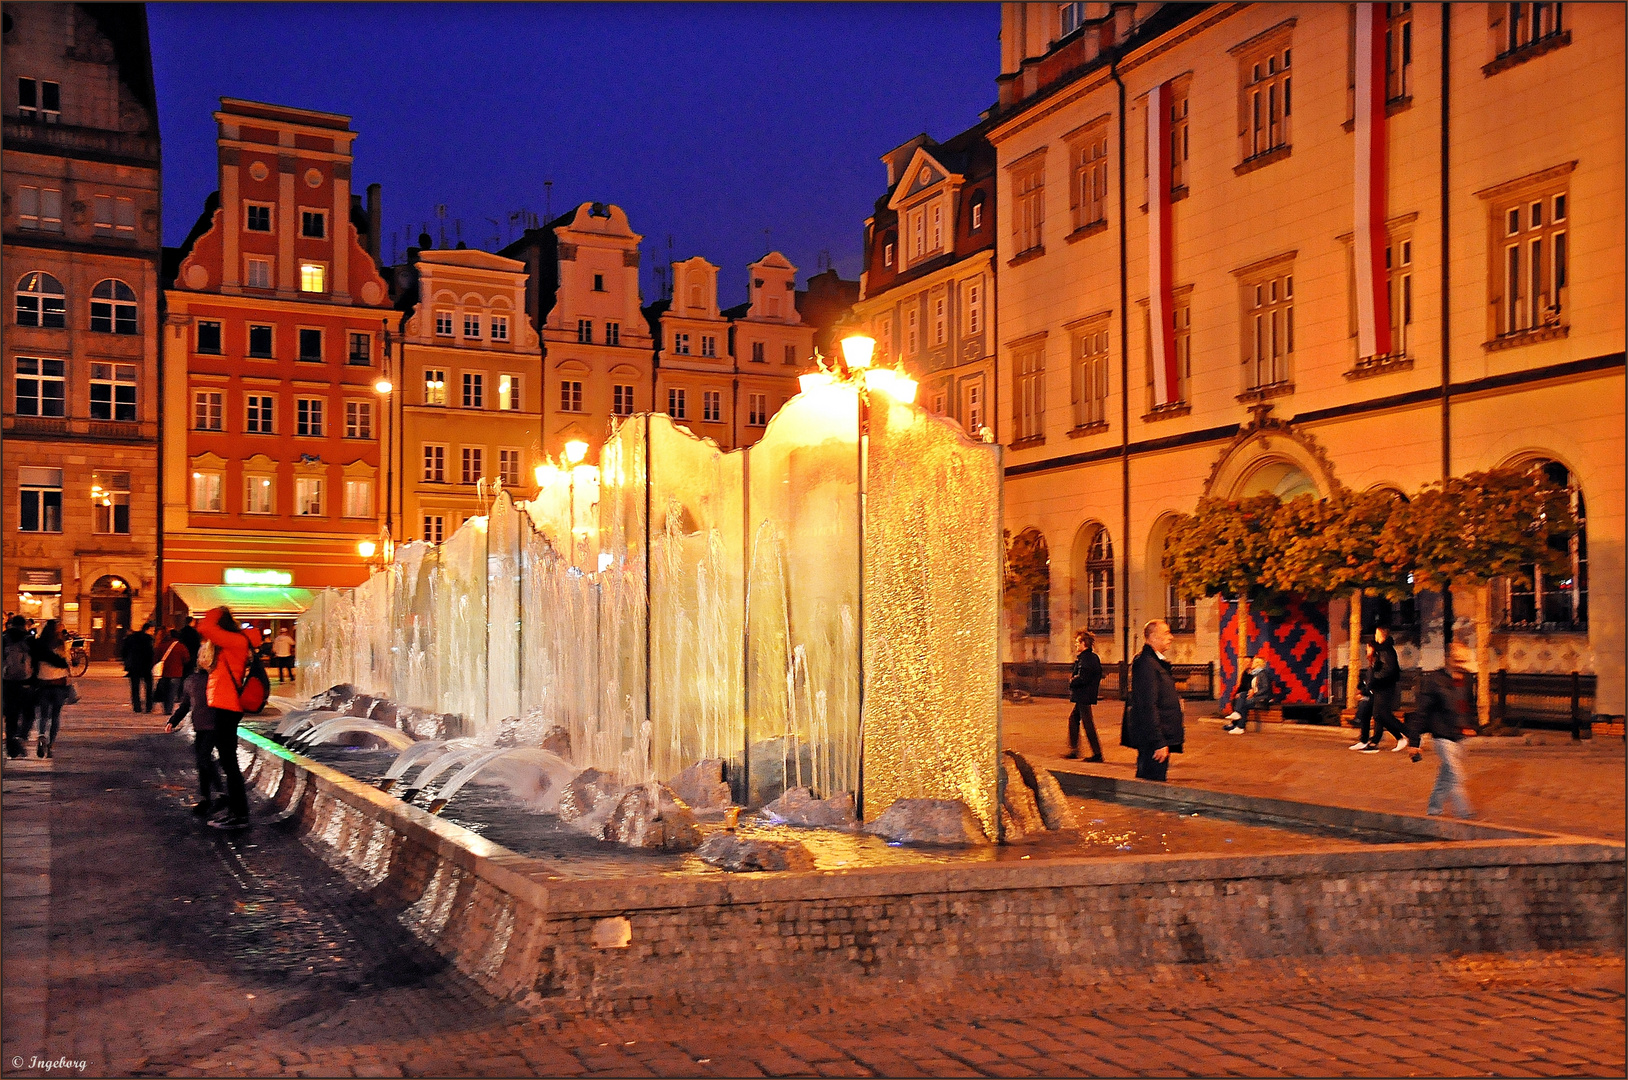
[161,98,394,609]
[394,246,544,542]
[988,2,1623,715]
[2,2,162,657]
[651,252,815,451]
[852,126,997,441]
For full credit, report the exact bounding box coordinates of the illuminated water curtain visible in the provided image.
[297,341,1004,833]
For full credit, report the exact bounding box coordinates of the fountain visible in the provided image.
[295,373,1006,836]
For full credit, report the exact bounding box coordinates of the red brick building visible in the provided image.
[161,99,391,620]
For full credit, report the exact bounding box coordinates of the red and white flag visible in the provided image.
[1354,3,1392,359]
[1147,81,1179,407]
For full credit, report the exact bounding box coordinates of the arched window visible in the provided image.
[1161,533,1196,632]
[1008,528,1051,637]
[1084,527,1115,631]
[16,272,65,328]
[1501,460,1587,630]
[90,279,137,334]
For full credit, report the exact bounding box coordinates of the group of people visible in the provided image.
[163,606,261,831]
[119,622,295,716]
[1068,619,1481,818]
[2,616,74,759]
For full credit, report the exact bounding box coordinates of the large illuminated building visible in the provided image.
[159,98,392,625]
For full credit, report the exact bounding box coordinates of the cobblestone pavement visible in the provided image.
[2,670,1623,1079]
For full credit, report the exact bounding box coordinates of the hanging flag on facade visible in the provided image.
[1147,80,1179,407]
[1354,3,1392,360]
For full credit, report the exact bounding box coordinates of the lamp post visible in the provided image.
[378,319,395,543]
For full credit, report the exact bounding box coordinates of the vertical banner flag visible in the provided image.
[1354,3,1392,359]
[1147,81,1179,406]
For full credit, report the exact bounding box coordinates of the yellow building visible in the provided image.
[988,3,1623,715]
[394,247,543,542]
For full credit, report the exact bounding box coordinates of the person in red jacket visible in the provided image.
[197,607,252,829]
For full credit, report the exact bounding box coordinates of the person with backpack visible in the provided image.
[165,641,221,816]
[196,608,256,829]
[30,621,72,759]
[3,614,36,759]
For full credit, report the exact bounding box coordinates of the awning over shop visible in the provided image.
[168,584,320,618]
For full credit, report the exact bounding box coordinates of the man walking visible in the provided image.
[1064,629,1103,761]
[271,628,296,684]
[1408,642,1478,818]
[1127,619,1184,782]
[120,622,156,713]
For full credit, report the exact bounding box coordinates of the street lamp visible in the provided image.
[357,539,377,559]
[379,319,396,544]
[563,439,589,568]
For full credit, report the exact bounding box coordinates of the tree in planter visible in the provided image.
[1163,493,1281,707]
[1003,528,1052,678]
[1267,489,1412,709]
[1378,468,1577,725]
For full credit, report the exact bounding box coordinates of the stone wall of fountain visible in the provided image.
[296,385,1003,833]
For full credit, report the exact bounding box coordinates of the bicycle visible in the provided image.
[67,636,90,677]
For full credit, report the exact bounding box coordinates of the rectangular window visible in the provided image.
[606,322,620,346]
[1073,324,1111,428]
[190,471,222,514]
[1015,346,1045,440]
[245,203,272,232]
[1386,3,1414,100]
[347,332,371,366]
[345,400,372,439]
[1168,81,1191,190]
[1499,1,1565,58]
[244,474,274,515]
[193,390,223,431]
[965,380,985,434]
[747,392,768,427]
[933,295,947,346]
[490,315,509,342]
[88,363,138,422]
[1490,182,1569,339]
[577,319,593,344]
[14,357,66,417]
[497,373,520,411]
[702,390,722,422]
[668,387,687,419]
[883,241,894,268]
[751,341,765,363]
[906,309,919,355]
[424,369,447,406]
[93,194,115,232]
[423,515,445,543]
[248,324,273,358]
[89,284,138,335]
[966,282,983,336]
[700,335,717,358]
[1012,159,1045,255]
[246,258,273,290]
[613,384,635,416]
[498,449,522,487]
[197,321,222,354]
[1244,269,1294,389]
[1240,39,1293,162]
[15,186,61,232]
[422,444,446,483]
[301,210,326,239]
[116,196,136,233]
[559,380,583,412]
[972,200,984,231]
[17,78,61,123]
[878,318,895,363]
[463,313,481,339]
[784,343,798,365]
[674,332,691,355]
[298,328,323,362]
[299,263,326,293]
[18,467,63,532]
[910,208,925,261]
[90,470,131,535]
[930,203,943,251]
[294,477,324,516]
[435,310,454,337]
[593,273,605,292]
[462,372,483,409]
[296,397,325,437]
[343,479,372,518]
[460,446,484,485]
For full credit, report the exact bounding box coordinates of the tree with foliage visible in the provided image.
[1378,468,1577,724]
[1003,528,1052,649]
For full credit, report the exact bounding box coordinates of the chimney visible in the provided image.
[366,183,383,264]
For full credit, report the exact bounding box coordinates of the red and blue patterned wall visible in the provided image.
[1218,598,1329,707]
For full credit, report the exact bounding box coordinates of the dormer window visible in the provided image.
[972,194,985,231]
[883,239,895,268]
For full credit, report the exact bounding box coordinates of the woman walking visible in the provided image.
[197,608,253,830]
[30,620,71,758]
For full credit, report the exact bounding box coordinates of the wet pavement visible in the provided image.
[2,668,1623,1078]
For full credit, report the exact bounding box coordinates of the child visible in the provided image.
[165,641,220,816]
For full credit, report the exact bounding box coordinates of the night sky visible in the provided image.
[148,2,1000,307]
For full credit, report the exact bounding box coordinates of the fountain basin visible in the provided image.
[237,727,1627,1017]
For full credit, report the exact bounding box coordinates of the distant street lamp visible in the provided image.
[379,320,397,544]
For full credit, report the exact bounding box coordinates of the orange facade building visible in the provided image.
[161,99,392,617]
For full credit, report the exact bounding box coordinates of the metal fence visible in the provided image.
[1002,661,1215,702]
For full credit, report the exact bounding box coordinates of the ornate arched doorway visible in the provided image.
[88,575,132,660]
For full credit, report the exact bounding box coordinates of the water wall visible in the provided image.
[296,385,1002,832]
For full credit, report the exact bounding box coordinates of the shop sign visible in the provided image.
[19,568,61,588]
[223,567,293,586]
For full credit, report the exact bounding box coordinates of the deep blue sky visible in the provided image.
[149,3,1000,307]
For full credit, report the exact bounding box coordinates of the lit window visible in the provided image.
[424,369,447,406]
[89,363,138,422]
[294,477,324,516]
[91,471,132,534]
[190,470,222,514]
[497,374,520,411]
[244,475,274,515]
[342,479,372,518]
[299,262,326,293]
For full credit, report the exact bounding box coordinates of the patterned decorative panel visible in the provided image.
[1218,598,1330,707]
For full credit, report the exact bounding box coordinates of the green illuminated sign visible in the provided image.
[223,568,293,586]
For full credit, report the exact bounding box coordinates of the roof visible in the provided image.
[168,585,320,618]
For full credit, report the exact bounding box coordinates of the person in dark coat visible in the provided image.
[3,615,36,759]
[1064,629,1104,761]
[174,623,203,676]
[1407,642,1477,818]
[1351,640,1409,752]
[1369,625,1402,745]
[1127,619,1184,781]
[120,623,156,713]
[166,651,220,816]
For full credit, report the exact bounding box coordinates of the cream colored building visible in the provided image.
[988,2,1623,715]
[396,247,542,542]
[653,253,813,451]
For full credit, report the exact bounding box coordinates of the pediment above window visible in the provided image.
[887,148,962,211]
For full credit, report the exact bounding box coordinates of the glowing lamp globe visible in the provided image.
[840,333,876,370]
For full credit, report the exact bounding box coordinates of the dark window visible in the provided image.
[348,332,370,365]
[301,210,325,238]
[89,279,137,334]
[197,321,222,354]
[593,274,605,292]
[248,324,274,358]
[14,358,66,417]
[16,271,65,328]
[246,205,271,232]
[298,328,323,362]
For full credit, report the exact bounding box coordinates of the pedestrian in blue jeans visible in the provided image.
[1407,642,1477,818]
